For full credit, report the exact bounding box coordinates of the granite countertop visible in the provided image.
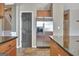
[0,31,17,44]
[49,36,79,56]
[0,36,17,44]
[49,36,74,56]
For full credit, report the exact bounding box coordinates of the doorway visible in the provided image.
[36,18,53,48]
[21,12,32,48]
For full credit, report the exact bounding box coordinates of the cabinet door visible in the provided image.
[37,10,52,17]
[22,13,32,48]
[6,47,16,56]
[50,40,71,56]
[0,3,4,16]
[0,39,15,52]
[4,39,16,56]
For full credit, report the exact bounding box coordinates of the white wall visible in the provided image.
[64,4,79,10]
[53,4,64,45]
[12,4,16,32]
[70,9,79,36]
[64,4,79,55]
[16,4,20,48]
[16,3,50,48]
[16,3,36,48]
[64,4,79,36]
[34,3,51,10]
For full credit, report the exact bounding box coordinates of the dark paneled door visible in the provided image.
[21,12,32,48]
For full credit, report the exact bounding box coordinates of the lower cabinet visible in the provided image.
[0,39,16,56]
[50,39,72,56]
[6,47,16,56]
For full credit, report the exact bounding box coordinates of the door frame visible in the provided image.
[20,11,33,48]
[63,10,70,48]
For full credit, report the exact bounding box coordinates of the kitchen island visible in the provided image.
[49,36,77,56]
[0,36,17,56]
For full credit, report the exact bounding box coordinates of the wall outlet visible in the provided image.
[58,26,60,30]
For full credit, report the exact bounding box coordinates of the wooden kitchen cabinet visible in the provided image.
[0,39,16,56]
[37,10,52,17]
[6,47,16,56]
[50,39,72,56]
[0,3,4,17]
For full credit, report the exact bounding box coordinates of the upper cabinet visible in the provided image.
[37,10,52,17]
[36,10,53,21]
[36,4,53,17]
[0,3,4,17]
[36,4,53,21]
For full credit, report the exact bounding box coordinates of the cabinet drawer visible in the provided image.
[0,39,16,53]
